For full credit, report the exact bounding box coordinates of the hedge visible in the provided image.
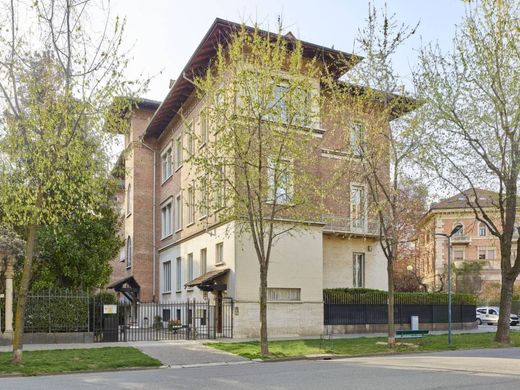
[324,288,477,305]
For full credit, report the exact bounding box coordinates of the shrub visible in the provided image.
[323,288,477,305]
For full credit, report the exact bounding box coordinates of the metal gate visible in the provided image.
[93,299,233,342]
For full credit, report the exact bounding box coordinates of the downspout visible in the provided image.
[139,137,157,302]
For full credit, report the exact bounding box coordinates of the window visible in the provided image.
[126,184,132,215]
[215,242,224,265]
[454,249,464,261]
[267,288,301,301]
[200,175,209,217]
[187,186,195,225]
[175,194,183,231]
[270,84,289,122]
[454,224,464,236]
[200,110,208,145]
[350,121,366,157]
[200,248,207,275]
[162,261,171,293]
[351,185,366,230]
[161,202,172,238]
[161,147,173,182]
[126,236,132,268]
[353,253,365,288]
[267,158,293,204]
[186,122,194,157]
[176,257,182,292]
[175,136,183,169]
[187,253,194,284]
[479,223,487,237]
[478,247,496,260]
[162,309,171,322]
[215,165,226,210]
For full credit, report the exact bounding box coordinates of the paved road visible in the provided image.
[2,347,520,389]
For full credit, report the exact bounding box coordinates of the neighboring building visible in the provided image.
[108,18,405,338]
[417,189,519,292]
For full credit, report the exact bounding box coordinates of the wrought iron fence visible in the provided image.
[7,290,233,342]
[321,215,379,236]
[97,299,234,342]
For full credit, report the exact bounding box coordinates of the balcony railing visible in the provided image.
[322,215,380,236]
[451,235,470,244]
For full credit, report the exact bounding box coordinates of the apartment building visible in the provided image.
[109,18,397,338]
[417,189,519,292]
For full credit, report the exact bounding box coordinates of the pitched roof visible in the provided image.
[144,18,361,139]
[430,188,499,210]
[185,268,230,287]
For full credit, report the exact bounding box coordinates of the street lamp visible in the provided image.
[435,224,463,345]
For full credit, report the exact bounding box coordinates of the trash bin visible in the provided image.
[411,315,419,331]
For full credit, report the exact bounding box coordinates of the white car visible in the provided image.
[476,306,519,326]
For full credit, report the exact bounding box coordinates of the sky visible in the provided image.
[111,0,468,102]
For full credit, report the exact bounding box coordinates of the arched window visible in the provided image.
[126,184,132,215]
[454,223,464,236]
[126,236,132,268]
[479,222,487,237]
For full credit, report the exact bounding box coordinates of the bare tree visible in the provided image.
[416,0,520,344]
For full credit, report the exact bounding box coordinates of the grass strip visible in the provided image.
[207,331,520,360]
[0,347,161,376]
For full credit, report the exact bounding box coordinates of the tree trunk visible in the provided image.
[387,258,396,347]
[259,262,269,356]
[495,273,514,344]
[12,222,38,364]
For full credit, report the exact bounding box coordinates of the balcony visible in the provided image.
[451,235,470,244]
[322,215,380,237]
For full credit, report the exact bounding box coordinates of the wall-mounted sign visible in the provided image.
[103,304,117,314]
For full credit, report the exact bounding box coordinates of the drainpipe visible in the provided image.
[139,137,157,302]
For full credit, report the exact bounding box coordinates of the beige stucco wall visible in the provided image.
[158,222,236,303]
[322,234,387,290]
[232,225,324,337]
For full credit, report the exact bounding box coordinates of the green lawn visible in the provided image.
[207,331,520,360]
[0,347,161,376]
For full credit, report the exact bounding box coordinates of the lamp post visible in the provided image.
[435,224,463,345]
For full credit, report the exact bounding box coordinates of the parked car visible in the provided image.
[476,306,519,326]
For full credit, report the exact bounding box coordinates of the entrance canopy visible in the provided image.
[107,275,140,302]
[185,268,229,292]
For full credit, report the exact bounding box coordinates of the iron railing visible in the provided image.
[322,215,379,236]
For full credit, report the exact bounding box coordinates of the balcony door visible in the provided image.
[350,185,366,232]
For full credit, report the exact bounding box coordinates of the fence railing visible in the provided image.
[321,215,379,236]
[323,289,477,305]
[324,303,476,325]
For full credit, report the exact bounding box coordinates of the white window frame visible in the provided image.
[267,158,293,205]
[175,135,183,170]
[126,236,132,269]
[186,121,194,157]
[200,109,208,147]
[187,186,195,225]
[175,193,183,232]
[267,288,301,302]
[199,175,209,219]
[187,253,194,287]
[214,165,226,210]
[215,242,224,265]
[176,257,182,292]
[161,146,173,183]
[479,222,487,237]
[160,200,173,239]
[350,121,366,157]
[126,184,132,216]
[162,261,172,293]
[200,248,207,275]
[353,252,365,288]
[350,184,367,231]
